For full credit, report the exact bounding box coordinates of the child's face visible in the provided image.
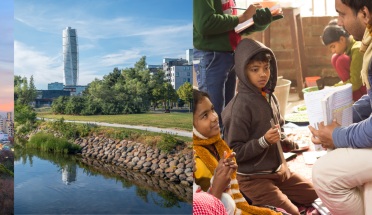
[193,97,220,138]
[327,36,347,55]
[245,60,270,91]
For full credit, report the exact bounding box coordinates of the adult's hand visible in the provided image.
[240,7,284,35]
[308,120,340,149]
[238,3,261,24]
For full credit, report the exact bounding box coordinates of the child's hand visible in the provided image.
[223,151,238,170]
[210,157,235,199]
[264,126,280,144]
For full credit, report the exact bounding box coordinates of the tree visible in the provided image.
[51,96,69,114]
[65,96,86,115]
[14,75,37,106]
[82,58,152,114]
[14,75,23,102]
[177,82,193,111]
[14,75,38,136]
[14,104,37,135]
[149,70,167,110]
[167,84,179,108]
[135,56,147,71]
[28,75,37,103]
[82,97,102,115]
[161,82,178,111]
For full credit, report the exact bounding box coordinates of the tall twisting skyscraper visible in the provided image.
[62,27,79,86]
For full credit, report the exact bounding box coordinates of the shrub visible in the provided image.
[157,134,184,153]
[48,119,96,139]
[28,132,81,154]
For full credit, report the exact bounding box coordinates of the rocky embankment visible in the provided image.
[73,136,194,187]
[80,156,193,203]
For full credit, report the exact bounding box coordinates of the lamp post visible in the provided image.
[168,79,170,110]
[165,74,171,113]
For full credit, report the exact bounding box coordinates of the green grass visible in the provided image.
[69,125,192,144]
[28,132,81,154]
[37,112,192,131]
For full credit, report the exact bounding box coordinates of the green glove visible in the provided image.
[240,8,284,36]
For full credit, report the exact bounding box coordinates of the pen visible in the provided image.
[232,7,247,10]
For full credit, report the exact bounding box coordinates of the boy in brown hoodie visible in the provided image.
[221,39,317,215]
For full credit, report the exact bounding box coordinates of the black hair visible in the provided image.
[192,89,210,115]
[248,51,271,64]
[341,0,372,16]
[321,20,349,45]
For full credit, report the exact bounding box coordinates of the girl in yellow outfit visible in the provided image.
[193,88,284,215]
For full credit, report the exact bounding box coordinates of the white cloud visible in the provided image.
[14,41,63,89]
[139,23,192,59]
[15,4,192,44]
[100,49,142,67]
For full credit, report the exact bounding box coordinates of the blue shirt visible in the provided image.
[333,57,372,148]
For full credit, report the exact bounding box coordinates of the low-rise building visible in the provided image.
[35,90,71,107]
[48,82,64,90]
[63,85,87,96]
[169,65,193,90]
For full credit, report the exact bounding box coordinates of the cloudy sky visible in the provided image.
[0,0,14,114]
[14,0,192,89]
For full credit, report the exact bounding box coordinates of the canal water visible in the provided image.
[14,149,192,214]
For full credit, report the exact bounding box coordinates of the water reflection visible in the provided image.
[62,164,77,185]
[15,148,192,214]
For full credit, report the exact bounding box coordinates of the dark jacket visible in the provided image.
[222,39,285,174]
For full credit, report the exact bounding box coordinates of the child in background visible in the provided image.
[321,19,366,101]
[193,89,283,215]
[222,39,318,215]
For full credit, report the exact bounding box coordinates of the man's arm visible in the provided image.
[309,116,372,149]
[353,94,372,122]
[333,116,372,148]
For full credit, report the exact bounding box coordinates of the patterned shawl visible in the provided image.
[359,24,372,89]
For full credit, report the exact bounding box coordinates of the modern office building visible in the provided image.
[147,64,163,75]
[186,49,193,65]
[169,65,193,90]
[63,27,79,86]
[163,58,187,80]
[48,82,64,90]
[35,90,71,108]
[63,85,87,96]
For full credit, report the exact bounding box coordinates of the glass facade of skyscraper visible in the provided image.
[62,27,79,86]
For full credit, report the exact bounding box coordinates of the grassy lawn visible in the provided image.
[89,126,193,144]
[37,111,192,131]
